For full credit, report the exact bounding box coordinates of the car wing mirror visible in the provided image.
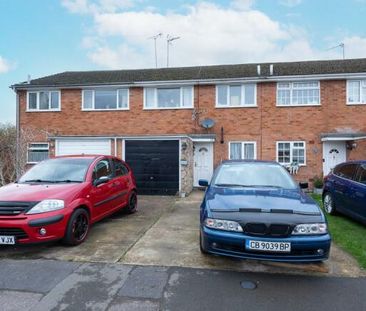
[199,179,209,187]
[94,176,110,187]
[299,182,308,189]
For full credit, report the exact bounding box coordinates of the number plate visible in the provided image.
[246,240,291,253]
[0,236,15,245]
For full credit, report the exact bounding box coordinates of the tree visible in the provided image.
[0,123,16,185]
[0,123,50,186]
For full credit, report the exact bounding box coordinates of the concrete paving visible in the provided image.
[0,191,364,277]
[0,260,365,311]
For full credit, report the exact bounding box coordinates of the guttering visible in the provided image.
[49,134,217,142]
[49,134,193,140]
[11,72,366,90]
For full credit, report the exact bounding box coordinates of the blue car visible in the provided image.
[199,160,331,262]
[323,160,366,224]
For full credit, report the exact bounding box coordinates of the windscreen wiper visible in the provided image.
[52,180,82,183]
[214,183,249,187]
[22,179,55,183]
[210,208,320,215]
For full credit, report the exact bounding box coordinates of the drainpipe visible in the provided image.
[15,89,20,179]
[114,137,117,157]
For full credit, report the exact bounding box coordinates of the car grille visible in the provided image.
[243,223,291,237]
[0,201,38,216]
[0,228,28,239]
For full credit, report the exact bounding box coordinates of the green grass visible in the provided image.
[311,194,366,269]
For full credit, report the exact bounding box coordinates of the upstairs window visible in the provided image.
[277,141,306,166]
[229,142,256,160]
[216,84,256,107]
[82,89,129,110]
[27,91,60,111]
[347,80,366,104]
[144,86,193,109]
[27,143,49,163]
[277,81,320,106]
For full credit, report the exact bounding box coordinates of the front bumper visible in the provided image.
[0,212,68,244]
[201,226,331,262]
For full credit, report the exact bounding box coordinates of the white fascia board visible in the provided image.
[13,72,366,90]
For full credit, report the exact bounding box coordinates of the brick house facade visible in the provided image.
[12,59,366,195]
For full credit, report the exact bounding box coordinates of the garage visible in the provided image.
[56,139,111,156]
[125,140,179,195]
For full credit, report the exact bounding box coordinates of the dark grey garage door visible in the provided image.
[125,140,179,195]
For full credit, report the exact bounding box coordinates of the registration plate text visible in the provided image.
[0,236,15,245]
[246,240,291,253]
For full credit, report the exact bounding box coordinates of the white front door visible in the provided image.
[323,141,346,176]
[193,142,214,186]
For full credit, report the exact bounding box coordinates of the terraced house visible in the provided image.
[11,58,366,195]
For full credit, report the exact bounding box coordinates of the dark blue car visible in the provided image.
[323,160,366,224]
[199,160,331,262]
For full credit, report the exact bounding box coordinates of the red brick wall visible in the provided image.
[18,79,366,182]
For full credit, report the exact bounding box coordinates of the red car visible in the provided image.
[0,155,137,246]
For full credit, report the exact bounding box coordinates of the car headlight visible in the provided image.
[26,200,65,215]
[292,223,327,235]
[204,218,243,232]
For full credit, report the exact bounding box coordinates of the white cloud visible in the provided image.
[62,0,366,69]
[342,36,366,59]
[279,0,302,7]
[0,56,11,74]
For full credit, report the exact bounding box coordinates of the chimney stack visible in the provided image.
[269,64,274,76]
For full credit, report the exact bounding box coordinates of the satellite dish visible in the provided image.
[200,118,215,129]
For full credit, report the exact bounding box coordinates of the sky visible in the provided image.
[1,0,366,124]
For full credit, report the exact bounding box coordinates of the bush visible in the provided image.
[313,176,323,188]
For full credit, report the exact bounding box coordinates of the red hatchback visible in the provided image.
[0,155,137,246]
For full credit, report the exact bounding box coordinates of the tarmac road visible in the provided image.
[0,259,365,311]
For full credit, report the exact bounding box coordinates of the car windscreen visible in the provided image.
[213,163,297,189]
[18,158,94,183]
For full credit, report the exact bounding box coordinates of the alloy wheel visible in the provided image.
[72,213,89,241]
[323,194,333,214]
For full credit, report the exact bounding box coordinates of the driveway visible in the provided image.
[0,191,364,277]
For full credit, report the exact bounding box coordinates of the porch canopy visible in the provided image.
[320,132,366,142]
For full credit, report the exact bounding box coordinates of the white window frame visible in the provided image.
[27,142,49,164]
[26,90,61,112]
[143,86,194,110]
[81,89,130,111]
[228,141,257,160]
[276,141,306,166]
[346,80,366,105]
[215,84,257,108]
[276,81,320,107]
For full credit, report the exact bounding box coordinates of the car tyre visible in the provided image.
[200,231,209,255]
[63,208,90,246]
[126,192,137,214]
[323,192,337,215]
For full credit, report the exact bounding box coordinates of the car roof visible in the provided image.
[221,160,280,165]
[53,155,113,160]
[337,160,366,165]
